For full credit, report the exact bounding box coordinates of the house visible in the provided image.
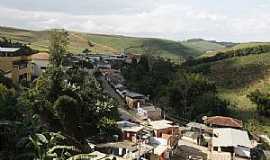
[106,71,125,87]
[125,91,146,109]
[0,47,33,84]
[149,120,179,137]
[186,122,212,132]
[125,53,141,64]
[136,105,162,121]
[211,128,252,158]
[97,61,111,70]
[103,55,125,70]
[149,137,172,160]
[152,145,170,160]
[96,141,154,160]
[115,84,128,98]
[31,52,49,77]
[148,119,179,160]
[181,122,212,145]
[148,120,179,147]
[204,116,243,129]
[117,121,144,143]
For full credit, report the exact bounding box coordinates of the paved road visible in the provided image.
[98,76,142,123]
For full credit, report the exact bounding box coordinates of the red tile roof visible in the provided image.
[205,116,243,128]
[31,52,49,60]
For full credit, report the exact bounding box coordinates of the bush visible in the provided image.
[248,90,270,116]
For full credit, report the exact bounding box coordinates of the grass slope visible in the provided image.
[182,39,227,53]
[193,52,270,135]
[200,42,270,58]
[0,26,202,60]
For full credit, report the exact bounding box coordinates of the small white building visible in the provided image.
[137,105,162,120]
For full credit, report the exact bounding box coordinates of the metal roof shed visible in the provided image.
[212,128,251,148]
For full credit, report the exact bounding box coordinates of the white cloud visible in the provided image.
[0,0,270,42]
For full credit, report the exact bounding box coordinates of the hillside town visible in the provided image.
[1,42,270,160]
[1,0,270,159]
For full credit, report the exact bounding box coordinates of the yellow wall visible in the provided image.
[0,55,32,84]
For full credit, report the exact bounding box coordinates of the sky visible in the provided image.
[0,0,269,42]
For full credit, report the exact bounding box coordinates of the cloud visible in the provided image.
[0,0,270,42]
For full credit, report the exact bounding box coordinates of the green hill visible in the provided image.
[200,42,270,57]
[189,45,270,135]
[181,38,237,54]
[0,26,203,60]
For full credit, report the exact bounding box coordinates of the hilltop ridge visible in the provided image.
[0,26,242,61]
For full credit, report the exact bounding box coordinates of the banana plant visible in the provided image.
[28,132,83,160]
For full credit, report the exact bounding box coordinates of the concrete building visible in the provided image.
[136,105,162,121]
[148,120,179,148]
[181,122,212,145]
[31,52,49,77]
[117,121,144,143]
[0,47,33,84]
[125,91,146,109]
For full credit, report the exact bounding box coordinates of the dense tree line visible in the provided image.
[183,45,270,66]
[122,55,229,121]
[122,55,177,100]
[158,71,229,120]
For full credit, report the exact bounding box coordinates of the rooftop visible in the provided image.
[154,145,168,155]
[97,141,138,152]
[212,128,251,148]
[140,105,160,112]
[186,122,212,131]
[96,141,153,156]
[205,116,243,128]
[117,121,144,133]
[149,120,175,130]
[125,91,145,98]
[0,47,20,52]
[31,52,49,60]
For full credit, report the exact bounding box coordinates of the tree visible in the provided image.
[53,96,80,138]
[82,48,91,53]
[0,73,15,89]
[248,90,270,116]
[17,28,120,157]
[158,71,227,120]
[88,41,95,47]
[122,55,176,100]
[0,83,18,120]
[49,29,69,67]
[97,117,120,138]
[26,132,85,160]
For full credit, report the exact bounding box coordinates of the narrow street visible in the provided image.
[98,76,142,123]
